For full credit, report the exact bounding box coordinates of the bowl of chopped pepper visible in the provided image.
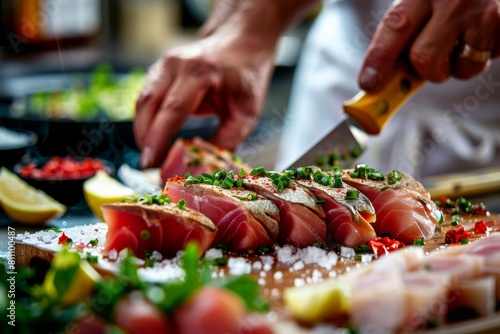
[15,156,115,206]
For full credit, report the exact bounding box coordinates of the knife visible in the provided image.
[276,63,426,171]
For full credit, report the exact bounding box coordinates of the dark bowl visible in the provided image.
[0,127,38,168]
[14,157,115,207]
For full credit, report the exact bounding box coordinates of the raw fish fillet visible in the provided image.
[161,137,251,183]
[342,170,442,244]
[242,174,327,248]
[164,177,280,252]
[102,202,217,259]
[294,176,376,247]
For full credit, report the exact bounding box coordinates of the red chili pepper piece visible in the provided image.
[58,232,69,245]
[445,225,470,244]
[368,237,405,257]
[473,220,489,234]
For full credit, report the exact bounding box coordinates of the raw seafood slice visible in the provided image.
[102,202,217,259]
[242,171,326,248]
[160,137,251,182]
[350,269,407,333]
[287,167,376,247]
[402,271,450,330]
[342,166,443,244]
[164,176,280,252]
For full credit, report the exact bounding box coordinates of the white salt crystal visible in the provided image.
[276,245,298,264]
[258,278,266,286]
[260,255,274,265]
[273,271,284,281]
[263,263,272,272]
[341,246,356,258]
[108,249,118,261]
[150,250,163,261]
[227,257,251,276]
[294,278,305,287]
[204,248,224,260]
[252,261,263,271]
[293,260,305,271]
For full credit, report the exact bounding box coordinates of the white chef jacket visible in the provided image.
[276,0,500,178]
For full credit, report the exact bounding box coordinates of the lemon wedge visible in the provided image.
[43,248,101,306]
[0,167,66,224]
[283,279,351,324]
[83,171,135,220]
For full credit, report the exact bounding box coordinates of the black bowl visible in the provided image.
[0,127,38,168]
[14,157,115,207]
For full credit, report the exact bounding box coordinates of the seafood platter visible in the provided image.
[2,137,499,334]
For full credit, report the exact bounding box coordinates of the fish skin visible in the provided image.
[102,202,217,258]
[164,178,280,252]
[341,170,442,244]
[242,175,327,247]
[295,178,376,247]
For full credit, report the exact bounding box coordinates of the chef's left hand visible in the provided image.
[359,0,500,92]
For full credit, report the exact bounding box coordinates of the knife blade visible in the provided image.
[277,63,426,171]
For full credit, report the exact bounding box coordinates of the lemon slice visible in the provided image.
[83,171,135,220]
[283,279,351,324]
[0,167,66,224]
[43,248,101,306]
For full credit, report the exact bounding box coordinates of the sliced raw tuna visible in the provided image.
[102,202,217,259]
[164,176,280,252]
[342,167,443,244]
[242,172,327,248]
[160,137,251,183]
[288,167,376,247]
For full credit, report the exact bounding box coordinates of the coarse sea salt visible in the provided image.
[227,257,251,276]
[204,248,224,260]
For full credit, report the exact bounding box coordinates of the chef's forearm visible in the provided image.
[200,0,318,42]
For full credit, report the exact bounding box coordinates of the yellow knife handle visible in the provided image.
[343,63,425,135]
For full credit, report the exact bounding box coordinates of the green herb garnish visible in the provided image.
[345,189,359,200]
[177,199,186,211]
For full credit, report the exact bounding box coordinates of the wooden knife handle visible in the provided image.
[343,63,425,135]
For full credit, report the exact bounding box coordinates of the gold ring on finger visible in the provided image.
[459,43,492,63]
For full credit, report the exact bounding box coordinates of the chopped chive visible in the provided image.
[345,189,359,200]
[140,230,151,240]
[177,199,186,210]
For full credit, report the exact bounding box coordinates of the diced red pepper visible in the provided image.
[368,237,405,257]
[19,156,105,180]
[445,225,470,244]
[58,232,70,245]
[473,220,489,234]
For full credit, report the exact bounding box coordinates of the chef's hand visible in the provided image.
[359,0,500,92]
[134,33,276,168]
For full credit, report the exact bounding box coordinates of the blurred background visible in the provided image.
[0,0,313,169]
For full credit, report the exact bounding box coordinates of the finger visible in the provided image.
[134,58,174,149]
[140,75,214,168]
[408,10,462,82]
[452,4,500,79]
[210,102,258,152]
[359,0,431,92]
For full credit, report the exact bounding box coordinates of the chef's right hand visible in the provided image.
[134,32,276,169]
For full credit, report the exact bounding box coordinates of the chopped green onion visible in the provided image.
[250,166,266,177]
[413,237,426,246]
[345,189,359,200]
[88,238,99,247]
[239,168,245,177]
[191,146,200,153]
[140,230,151,240]
[387,170,403,185]
[460,238,469,244]
[86,253,99,264]
[177,199,186,211]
